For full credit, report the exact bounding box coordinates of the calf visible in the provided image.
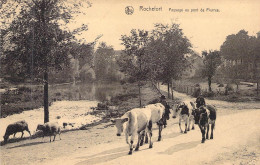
[172,102,195,133]
[3,120,31,143]
[111,103,165,155]
[36,122,61,142]
[192,104,217,143]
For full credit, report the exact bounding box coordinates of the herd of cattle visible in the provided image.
[111,98,217,155]
[3,97,217,156]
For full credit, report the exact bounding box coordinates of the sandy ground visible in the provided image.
[0,100,101,141]
[1,90,260,165]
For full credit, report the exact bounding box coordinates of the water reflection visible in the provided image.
[51,82,124,102]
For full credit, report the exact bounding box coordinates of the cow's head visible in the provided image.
[172,102,186,118]
[111,118,128,136]
[193,106,207,124]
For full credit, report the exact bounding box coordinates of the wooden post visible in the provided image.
[44,71,49,123]
[171,79,174,100]
[257,81,259,96]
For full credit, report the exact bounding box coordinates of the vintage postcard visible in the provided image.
[1,0,260,164]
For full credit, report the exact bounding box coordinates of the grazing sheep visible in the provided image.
[36,122,61,142]
[3,120,31,143]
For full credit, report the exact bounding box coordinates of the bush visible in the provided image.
[18,87,31,93]
[225,83,234,95]
[225,84,233,91]
[202,91,215,97]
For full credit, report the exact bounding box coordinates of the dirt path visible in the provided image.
[41,109,260,165]
[1,90,259,165]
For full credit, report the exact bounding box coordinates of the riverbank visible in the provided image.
[0,82,163,144]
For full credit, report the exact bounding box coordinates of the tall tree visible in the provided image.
[220,30,251,82]
[94,42,115,81]
[1,0,91,123]
[248,32,260,95]
[220,30,260,92]
[119,29,149,107]
[148,23,192,98]
[201,50,221,92]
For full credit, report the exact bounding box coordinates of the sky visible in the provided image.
[70,0,260,54]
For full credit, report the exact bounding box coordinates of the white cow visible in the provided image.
[142,103,166,142]
[172,101,195,133]
[111,103,165,155]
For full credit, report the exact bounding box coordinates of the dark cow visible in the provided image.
[195,96,206,108]
[192,104,217,143]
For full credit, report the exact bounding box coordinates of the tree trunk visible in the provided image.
[44,71,49,123]
[139,84,142,107]
[208,77,212,92]
[168,83,170,98]
[257,81,259,96]
[171,79,174,100]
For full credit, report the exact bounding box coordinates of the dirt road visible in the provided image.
[1,91,259,165]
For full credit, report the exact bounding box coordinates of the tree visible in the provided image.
[1,0,91,123]
[148,23,192,98]
[119,29,149,107]
[201,50,221,92]
[248,32,260,95]
[220,30,251,84]
[94,42,116,81]
[220,30,260,93]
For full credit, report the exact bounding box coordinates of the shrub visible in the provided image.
[202,91,215,97]
[18,87,31,93]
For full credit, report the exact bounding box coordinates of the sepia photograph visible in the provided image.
[0,0,260,164]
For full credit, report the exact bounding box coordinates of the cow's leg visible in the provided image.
[187,117,190,131]
[53,135,56,142]
[210,122,215,139]
[148,121,153,148]
[129,134,135,155]
[125,133,129,144]
[135,133,141,151]
[184,117,188,133]
[21,131,24,138]
[206,124,209,139]
[145,132,148,144]
[199,125,205,143]
[191,119,195,130]
[158,125,162,141]
[59,131,61,140]
[163,117,167,128]
[140,131,144,146]
[179,117,183,133]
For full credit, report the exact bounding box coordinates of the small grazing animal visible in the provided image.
[36,122,61,142]
[3,120,31,143]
